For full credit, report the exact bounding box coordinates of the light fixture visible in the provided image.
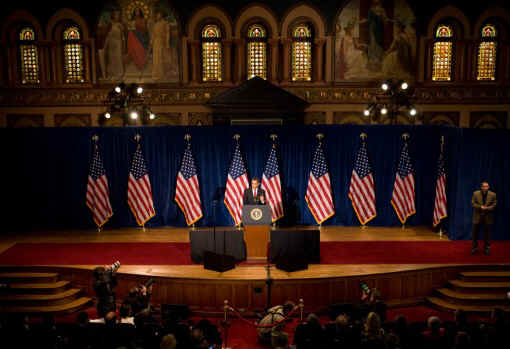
[102,83,155,126]
[364,79,417,125]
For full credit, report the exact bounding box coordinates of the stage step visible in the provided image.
[0,288,82,306]
[0,297,93,314]
[0,270,92,315]
[428,267,510,314]
[0,272,59,283]
[426,296,510,313]
[435,288,506,306]
[460,271,510,282]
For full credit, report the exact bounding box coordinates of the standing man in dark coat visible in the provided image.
[243,177,266,205]
[471,181,497,255]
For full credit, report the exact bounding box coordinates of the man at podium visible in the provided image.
[243,177,266,205]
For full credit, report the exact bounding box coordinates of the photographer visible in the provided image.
[360,284,387,323]
[125,278,154,317]
[93,261,120,318]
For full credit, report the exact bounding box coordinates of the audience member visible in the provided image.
[422,316,447,349]
[257,301,295,345]
[119,303,135,325]
[160,333,177,349]
[361,312,385,349]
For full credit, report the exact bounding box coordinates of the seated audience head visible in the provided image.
[365,312,382,335]
[306,313,320,326]
[335,314,349,329]
[427,316,441,333]
[160,334,177,349]
[453,331,470,349]
[283,301,296,315]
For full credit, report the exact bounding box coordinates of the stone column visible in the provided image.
[325,111,334,125]
[269,38,279,83]
[44,112,55,127]
[281,38,291,83]
[234,38,245,82]
[324,36,333,83]
[190,40,201,84]
[313,38,325,83]
[181,111,189,126]
[223,40,233,84]
[181,37,189,84]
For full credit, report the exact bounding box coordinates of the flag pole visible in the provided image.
[184,134,197,232]
[438,135,445,238]
[91,134,103,233]
[269,134,278,231]
[360,133,368,230]
[316,133,324,231]
[134,133,146,232]
[233,134,242,231]
[401,133,410,230]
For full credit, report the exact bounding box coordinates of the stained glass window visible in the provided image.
[292,24,312,81]
[18,27,40,84]
[432,25,453,81]
[247,24,267,80]
[201,24,222,82]
[477,24,497,81]
[63,26,84,83]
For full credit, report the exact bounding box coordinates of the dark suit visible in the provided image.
[243,187,266,205]
[471,190,497,250]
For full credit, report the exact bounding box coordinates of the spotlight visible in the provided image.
[105,112,111,119]
[401,82,408,90]
[409,108,417,116]
[363,109,370,116]
[149,113,156,120]
[381,82,389,91]
[115,86,121,93]
[130,111,138,119]
[136,86,143,94]
[381,107,388,115]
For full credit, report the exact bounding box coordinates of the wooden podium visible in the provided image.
[242,205,271,261]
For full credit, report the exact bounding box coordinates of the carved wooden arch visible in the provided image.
[187,4,233,40]
[280,2,326,39]
[427,6,471,39]
[473,7,510,40]
[1,10,45,42]
[46,8,90,40]
[234,3,279,39]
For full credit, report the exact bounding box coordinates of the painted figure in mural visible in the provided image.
[103,9,125,80]
[382,21,413,78]
[338,20,371,80]
[366,0,391,71]
[150,10,170,81]
[127,7,150,71]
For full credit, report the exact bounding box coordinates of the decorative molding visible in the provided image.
[6,114,44,128]
[54,113,91,127]
[470,111,507,129]
[304,111,325,125]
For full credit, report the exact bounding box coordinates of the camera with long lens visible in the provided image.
[144,278,155,288]
[107,261,121,272]
[360,282,371,295]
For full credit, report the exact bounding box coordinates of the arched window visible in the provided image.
[246,24,267,80]
[291,24,312,81]
[63,26,84,83]
[477,24,497,81]
[432,25,453,81]
[18,27,40,84]
[201,24,222,82]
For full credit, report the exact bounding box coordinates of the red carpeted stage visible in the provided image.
[1,225,509,315]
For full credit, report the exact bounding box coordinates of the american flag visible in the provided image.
[175,144,202,226]
[305,141,335,224]
[391,140,416,224]
[127,145,155,226]
[86,142,113,227]
[262,145,283,222]
[224,142,249,226]
[433,144,447,226]
[348,139,376,225]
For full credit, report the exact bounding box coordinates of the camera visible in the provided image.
[107,261,121,272]
[145,278,155,288]
[360,282,371,295]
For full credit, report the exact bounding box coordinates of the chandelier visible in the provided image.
[101,83,156,126]
[364,79,417,125]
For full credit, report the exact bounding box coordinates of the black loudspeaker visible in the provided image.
[203,250,236,272]
[275,254,308,272]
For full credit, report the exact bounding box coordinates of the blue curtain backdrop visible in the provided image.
[0,125,508,240]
